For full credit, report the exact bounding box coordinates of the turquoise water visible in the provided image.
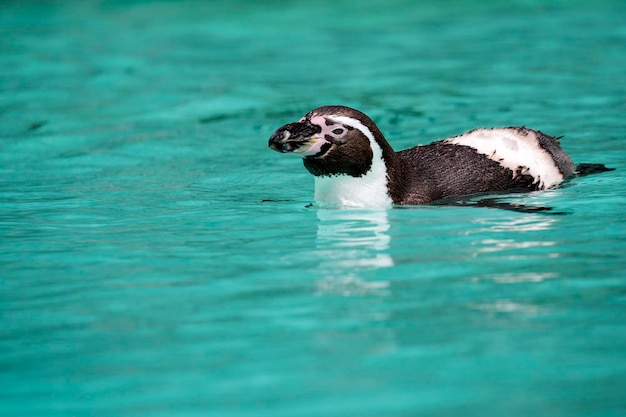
[2,0,626,416]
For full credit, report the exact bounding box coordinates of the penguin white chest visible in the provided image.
[313,115,392,208]
[314,171,392,208]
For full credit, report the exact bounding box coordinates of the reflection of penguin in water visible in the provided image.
[316,209,393,269]
[269,105,613,208]
[315,209,393,297]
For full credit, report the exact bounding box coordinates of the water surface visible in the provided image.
[1,1,625,416]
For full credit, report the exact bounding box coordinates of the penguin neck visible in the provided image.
[352,115,404,204]
[376,135,403,205]
[311,120,402,208]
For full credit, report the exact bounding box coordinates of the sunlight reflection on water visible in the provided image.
[473,214,561,259]
[476,214,558,233]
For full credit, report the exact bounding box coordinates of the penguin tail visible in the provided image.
[574,163,615,177]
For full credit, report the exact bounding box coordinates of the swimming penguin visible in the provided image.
[268,105,612,207]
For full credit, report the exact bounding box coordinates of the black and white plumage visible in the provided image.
[268,105,611,208]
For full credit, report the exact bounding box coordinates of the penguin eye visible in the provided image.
[332,128,345,135]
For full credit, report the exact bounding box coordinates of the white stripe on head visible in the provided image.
[313,115,392,208]
[444,128,564,189]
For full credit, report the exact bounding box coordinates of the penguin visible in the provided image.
[268,105,612,207]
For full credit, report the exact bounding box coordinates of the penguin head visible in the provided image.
[268,106,383,177]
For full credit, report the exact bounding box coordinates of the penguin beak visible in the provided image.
[268,121,329,157]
